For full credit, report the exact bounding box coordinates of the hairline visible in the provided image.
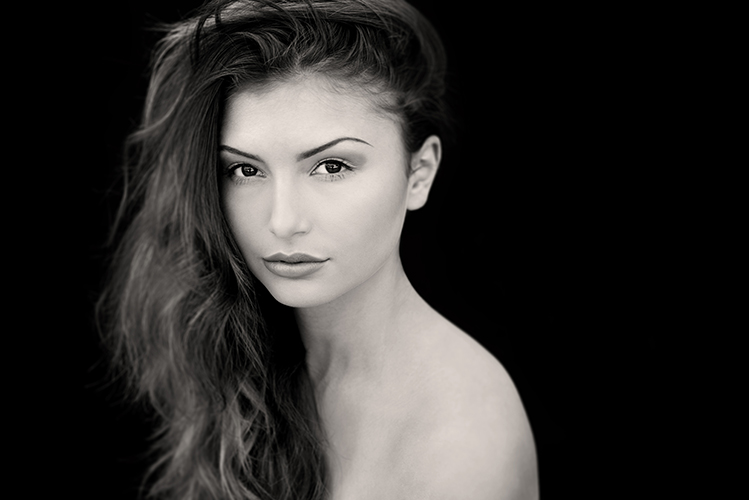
[224,69,415,172]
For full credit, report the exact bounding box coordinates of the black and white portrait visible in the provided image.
[71,1,673,499]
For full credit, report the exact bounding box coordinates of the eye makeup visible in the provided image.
[309,158,356,182]
[221,156,358,184]
[223,161,265,185]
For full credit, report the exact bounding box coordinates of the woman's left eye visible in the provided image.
[310,159,354,179]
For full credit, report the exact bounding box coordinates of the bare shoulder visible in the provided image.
[398,320,539,499]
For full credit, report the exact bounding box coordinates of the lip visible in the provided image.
[262,253,329,278]
[264,252,327,264]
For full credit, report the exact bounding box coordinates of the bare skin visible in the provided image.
[297,250,538,500]
[221,75,538,499]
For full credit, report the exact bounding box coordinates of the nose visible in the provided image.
[268,177,311,239]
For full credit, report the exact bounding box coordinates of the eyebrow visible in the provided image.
[219,137,372,163]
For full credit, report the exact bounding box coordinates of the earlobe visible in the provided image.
[407,135,442,211]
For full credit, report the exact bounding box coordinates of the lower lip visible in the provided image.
[263,260,328,278]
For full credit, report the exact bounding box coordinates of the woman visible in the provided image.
[98,0,538,498]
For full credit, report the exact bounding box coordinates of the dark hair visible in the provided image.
[96,1,449,498]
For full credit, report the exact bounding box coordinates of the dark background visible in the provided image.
[58,1,674,498]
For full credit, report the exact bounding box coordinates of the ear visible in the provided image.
[407,135,442,211]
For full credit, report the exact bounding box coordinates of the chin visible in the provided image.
[258,275,343,309]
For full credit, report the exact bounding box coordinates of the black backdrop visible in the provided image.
[63,1,672,498]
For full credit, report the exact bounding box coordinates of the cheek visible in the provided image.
[221,173,408,263]
[323,176,408,257]
[221,189,264,257]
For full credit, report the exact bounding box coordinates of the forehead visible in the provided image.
[221,74,402,149]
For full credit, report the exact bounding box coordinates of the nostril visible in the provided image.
[268,190,310,238]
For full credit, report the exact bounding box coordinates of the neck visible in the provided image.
[294,252,429,392]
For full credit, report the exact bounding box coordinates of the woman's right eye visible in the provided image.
[228,163,261,178]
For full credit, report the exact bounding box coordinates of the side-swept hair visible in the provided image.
[96,1,449,498]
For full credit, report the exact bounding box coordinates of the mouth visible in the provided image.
[263,252,328,264]
[262,253,329,278]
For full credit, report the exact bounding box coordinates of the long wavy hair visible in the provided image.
[96,1,449,498]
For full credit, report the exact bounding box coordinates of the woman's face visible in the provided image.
[220,75,420,308]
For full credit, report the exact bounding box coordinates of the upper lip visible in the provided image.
[264,252,328,263]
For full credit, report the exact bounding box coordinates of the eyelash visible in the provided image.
[311,158,355,181]
[224,158,356,184]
